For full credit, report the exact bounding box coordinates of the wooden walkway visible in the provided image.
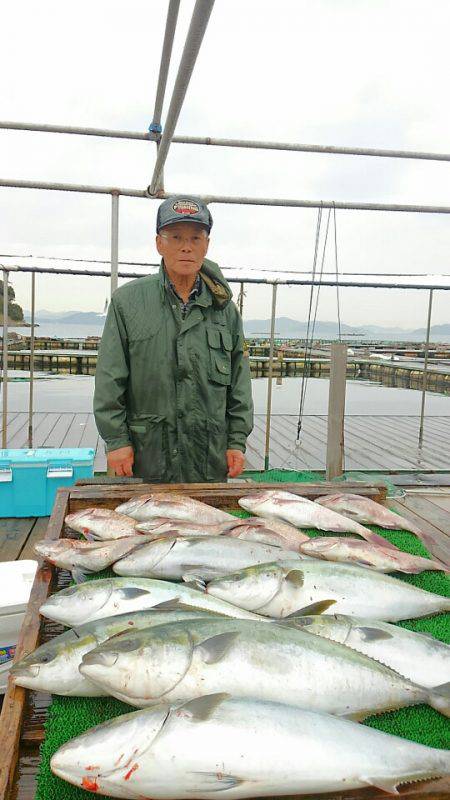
[1,412,450,472]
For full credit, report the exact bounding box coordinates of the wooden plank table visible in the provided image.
[0,482,449,800]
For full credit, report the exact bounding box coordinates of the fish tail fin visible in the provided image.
[429,682,450,717]
[71,568,89,584]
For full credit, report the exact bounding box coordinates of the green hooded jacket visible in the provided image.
[93,258,254,482]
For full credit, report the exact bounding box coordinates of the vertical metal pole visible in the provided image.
[238,282,244,315]
[28,272,36,448]
[2,269,9,448]
[264,283,277,471]
[418,289,433,448]
[110,192,120,295]
[326,343,348,480]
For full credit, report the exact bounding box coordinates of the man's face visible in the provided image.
[156,222,209,278]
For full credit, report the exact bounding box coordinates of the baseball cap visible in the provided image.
[156,195,213,233]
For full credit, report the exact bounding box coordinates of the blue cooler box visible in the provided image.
[0,448,95,517]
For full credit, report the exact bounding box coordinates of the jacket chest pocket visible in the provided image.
[206,328,232,386]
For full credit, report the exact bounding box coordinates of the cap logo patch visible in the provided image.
[172,200,200,215]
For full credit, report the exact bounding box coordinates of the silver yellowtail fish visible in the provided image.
[206,560,450,621]
[39,577,265,627]
[239,490,395,549]
[65,508,138,540]
[80,617,449,718]
[116,493,233,524]
[113,535,303,580]
[10,606,224,696]
[300,536,446,573]
[34,536,152,580]
[292,613,450,690]
[50,694,450,799]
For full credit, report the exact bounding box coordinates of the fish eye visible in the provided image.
[39,652,56,664]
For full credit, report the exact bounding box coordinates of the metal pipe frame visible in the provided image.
[2,270,9,448]
[149,0,215,195]
[3,262,450,291]
[418,289,434,448]
[28,272,36,448]
[2,178,450,216]
[264,283,277,471]
[110,193,120,295]
[151,0,181,131]
[3,120,450,164]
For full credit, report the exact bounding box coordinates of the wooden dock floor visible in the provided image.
[1,412,449,472]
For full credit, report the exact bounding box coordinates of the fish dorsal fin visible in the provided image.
[429,681,450,716]
[355,626,393,642]
[196,632,239,664]
[177,692,230,721]
[285,569,304,587]
[151,597,181,610]
[361,776,399,794]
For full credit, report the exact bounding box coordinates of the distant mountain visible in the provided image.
[413,324,450,335]
[25,310,106,324]
[22,311,450,339]
[243,317,450,339]
[244,317,357,335]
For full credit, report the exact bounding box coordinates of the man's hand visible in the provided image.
[107,446,134,477]
[226,449,245,478]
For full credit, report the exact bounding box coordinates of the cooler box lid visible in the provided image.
[0,448,95,466]
[0,560,38,615]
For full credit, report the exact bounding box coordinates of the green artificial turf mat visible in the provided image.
[36,485,449,799]
[244,468,323,482]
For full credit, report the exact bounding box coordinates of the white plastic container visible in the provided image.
[0,560,38,693]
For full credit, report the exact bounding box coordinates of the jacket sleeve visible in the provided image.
[93,297,132,452]
[226,305,254,452]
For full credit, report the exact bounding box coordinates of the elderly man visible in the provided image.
[94,195,254,483]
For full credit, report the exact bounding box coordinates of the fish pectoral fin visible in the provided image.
[196,632,239,664]
[118,587,152,599]
[285,569,304,587]
[71,568,90,584]
[83,532,97,542]
[182,572,206,591]
[429,682,450,717]
[188,771,244,792]
[355,626,393,641]
[361,776,400,794]
[177,693,231,721]
[287,599,336,617]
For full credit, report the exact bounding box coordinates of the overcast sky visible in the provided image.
[1,0,450,329]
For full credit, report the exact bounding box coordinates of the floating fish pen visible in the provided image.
[248,354,450,393]
[0,350,98,376]
[0,480,449,800]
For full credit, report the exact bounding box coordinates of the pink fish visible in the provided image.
[65,508,138,540]
[315,494,438,555]
[300,536,447,574]
[239,490,393,549]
